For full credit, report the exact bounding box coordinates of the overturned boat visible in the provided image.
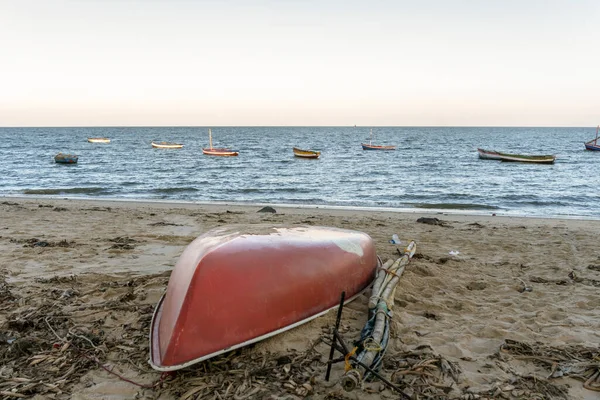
[149,225,378,371]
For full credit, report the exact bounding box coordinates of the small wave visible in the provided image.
[150,187,199,194]
[22,187,109,195]
[412,203,499,210]
[514,200,569,207]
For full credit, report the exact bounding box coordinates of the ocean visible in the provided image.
[1,126,598,218]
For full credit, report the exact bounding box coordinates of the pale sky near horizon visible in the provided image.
[0,0,598,127]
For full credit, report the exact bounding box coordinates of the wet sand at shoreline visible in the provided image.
[1,197,599,399]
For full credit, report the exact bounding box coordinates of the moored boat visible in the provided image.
[361,129,395,150]
[87,137,111,143]
[293,147,321,159]
[361,143,396,151]
[54,153,78,164]
[152,141,183,149]
[477,148,555,164]
[584,125,600,151]
[149,225,378,371]
[498,153,556,164]
[202,129,238,156]
[202,148,239,156]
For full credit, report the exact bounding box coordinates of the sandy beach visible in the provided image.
[1,197,599,400]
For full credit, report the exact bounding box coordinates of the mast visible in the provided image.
[209,128,213,149]
[596,125,599,145]
[370,128,373,145]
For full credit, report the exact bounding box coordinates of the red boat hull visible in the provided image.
[149,225,378,371]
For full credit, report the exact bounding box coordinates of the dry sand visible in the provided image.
[0,197,599,400]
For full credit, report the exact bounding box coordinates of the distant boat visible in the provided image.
[54,153,78,164]
[88,137,110,144]
[152,141,183,149]
[584,125,600,151]
[293,147,320,159]
[361,129,395,151]
[498,153,556,164]
[202,129,239,156]
[477,148,555,164]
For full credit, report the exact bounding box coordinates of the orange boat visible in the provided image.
[202,128,239,156]
[149,225,378,371]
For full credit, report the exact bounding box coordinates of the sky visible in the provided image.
[0,0,599,127]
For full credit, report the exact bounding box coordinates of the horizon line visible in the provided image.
[0,125,595,129]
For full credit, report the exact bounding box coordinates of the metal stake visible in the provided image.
[325,291,345,381]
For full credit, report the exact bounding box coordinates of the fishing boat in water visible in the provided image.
[202,129,239,156]
[584,125,600,151]
[498,153,556,164]
[151,141,183,149]
[54,153,78,164]
[293,147,321,159]
[477,148,555,164]
[361,129,395,150]
[87,137,111,143]
[149,225,378,371]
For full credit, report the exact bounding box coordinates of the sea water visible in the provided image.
[0,126,598,218]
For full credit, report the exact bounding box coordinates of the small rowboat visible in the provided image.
[152,141,183,149]
[293,147,321,159]
[149,225,378,371]
[202,129,238,156]
[498,153,556,164]
[54,153,78,164]
[87,137,110,143]
[361,129,395,151]
[361,143,396,151]
[584,125,600,151]
[477,148,555,164]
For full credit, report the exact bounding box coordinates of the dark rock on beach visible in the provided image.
[416,217,447,226]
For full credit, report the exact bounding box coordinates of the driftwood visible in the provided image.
[340,242,416,391]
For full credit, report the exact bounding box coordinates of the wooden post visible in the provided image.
[325,291,345,381]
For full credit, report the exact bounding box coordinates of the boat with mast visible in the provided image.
[585,125,600,151]
[361,129,395,151]
[202,129,239,156]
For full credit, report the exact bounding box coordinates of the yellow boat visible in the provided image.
[293,147,321,159]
